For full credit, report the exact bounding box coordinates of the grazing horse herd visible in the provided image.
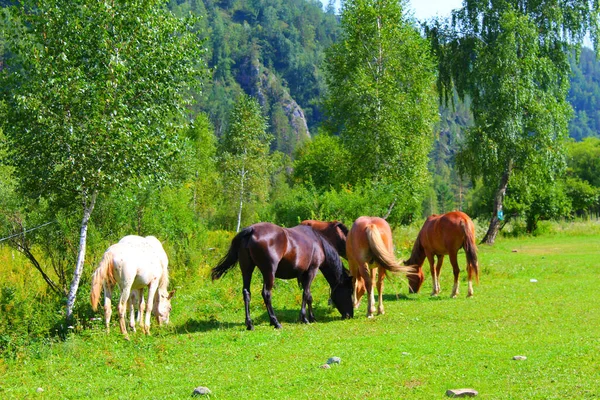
[91,211,479,337]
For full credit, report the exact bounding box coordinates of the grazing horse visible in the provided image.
[405,211,479,297]
[300,220,348,258]
[211,222,354,330]
[346,216,414,318]
[90,235,174,340]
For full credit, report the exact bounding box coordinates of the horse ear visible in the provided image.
[168,289,176,300]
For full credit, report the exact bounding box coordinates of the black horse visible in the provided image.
[211,223,354,330]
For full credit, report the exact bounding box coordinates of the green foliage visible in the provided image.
[0,285,62,359]
[564,177,599,216]
[566,137,600,187]
[324,0,438,216]
[568,47,600,140]
[429,0,598,242]
[218,94,273,230]
[292,132,350,190]
[2,0,207,205]
[192,0,340,148]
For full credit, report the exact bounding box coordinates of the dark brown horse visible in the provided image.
[211,222,354,330]
[346,216,414,317]
[405,211,479,297]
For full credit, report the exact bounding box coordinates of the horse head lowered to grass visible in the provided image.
[90,235,174,340]
[405,211,479,297]
[211,222,354,330]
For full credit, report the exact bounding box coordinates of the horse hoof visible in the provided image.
[123,335,130,341]
[246,325,254,331]
[274,323,282,329]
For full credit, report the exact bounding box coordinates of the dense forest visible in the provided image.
[0,0,599,355]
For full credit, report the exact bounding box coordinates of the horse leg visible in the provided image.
[466,259,475,297]
[435,255,444,295]
[103,284,113,334]
[261,272,282,329]
[240,250,256,331]
[144,282,159,335]
[348,255,363,308]
[376,266,385,315]
[427,253,438,296]
[118,287,131,340]
[138,291,145,328]
[358,263,375,318]
[449,252,461,298]
[299,270,318,323]
[128,296,136,333]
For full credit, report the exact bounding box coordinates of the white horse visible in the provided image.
[90,235,174,340]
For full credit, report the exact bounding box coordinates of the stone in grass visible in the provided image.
[326,356,341,365]
[513,355,527,361]
[446,388,478,397]
[319,364,331,369]
[192,386,212,397]
[36,388,44,393]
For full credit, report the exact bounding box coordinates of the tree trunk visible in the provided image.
[236,165,246,233]
[481,160,513,245]
[65,190,98,321]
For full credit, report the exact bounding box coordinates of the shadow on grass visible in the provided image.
[381,293,419,301]
[174,306,347,333]
[174,318,245,333]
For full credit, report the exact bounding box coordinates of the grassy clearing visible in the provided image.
[1,224,600,399]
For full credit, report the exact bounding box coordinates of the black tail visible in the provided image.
[211,227,254,280]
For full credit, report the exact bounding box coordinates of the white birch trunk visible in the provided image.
[65,190,98,320]
[236,164,246,233]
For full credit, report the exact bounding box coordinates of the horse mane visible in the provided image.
[316,233,346,285]
[405,233,426,266]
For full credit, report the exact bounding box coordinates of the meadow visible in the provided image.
[1,221,599,399]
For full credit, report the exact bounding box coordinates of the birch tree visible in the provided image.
[324,0,438,218]
[220,94,272,231]
[1,0,206,320]
[429,0,599,244]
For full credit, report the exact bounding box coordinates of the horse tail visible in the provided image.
[90,248,116,311]
[461,219,479,284]
[365,224,414,275]
[211,227,253,280]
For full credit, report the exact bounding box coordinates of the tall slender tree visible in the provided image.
[219,94,272,232]
[429,0,599,244]
[1,0,206,319]
[324,0,438,218]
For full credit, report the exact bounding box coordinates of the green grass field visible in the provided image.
[1,224,599,399]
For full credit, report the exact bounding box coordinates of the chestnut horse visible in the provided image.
[405,211,479,297]
[211,222,354,330]
[346,216,414,318]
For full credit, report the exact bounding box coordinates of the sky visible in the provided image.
[320,0,464,21]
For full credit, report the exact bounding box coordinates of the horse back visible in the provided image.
[109,242,164,290]
[419,211,474,255]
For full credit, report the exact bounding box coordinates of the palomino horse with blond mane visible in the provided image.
[346,216,414,318]
[90,235,174,340]
[405,211,479,297]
